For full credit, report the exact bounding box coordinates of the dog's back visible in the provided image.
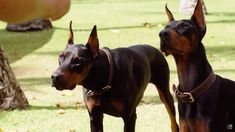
[111,44,169,91]
[109,44,166,96]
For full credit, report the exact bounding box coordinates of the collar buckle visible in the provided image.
[174,72,216,103]
[183,92,195,103]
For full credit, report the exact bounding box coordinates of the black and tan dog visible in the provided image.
[51,22,178,132]
[159,1,235,132]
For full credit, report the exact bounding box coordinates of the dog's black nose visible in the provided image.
[159,30,170,38]
[51,73,62,82]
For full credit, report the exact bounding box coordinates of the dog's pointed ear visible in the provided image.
[67,21,74,46]
[86,25,99,58]
[191,0,206,38]
[165,4,174,22]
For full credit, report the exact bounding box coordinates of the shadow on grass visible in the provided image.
[27,97,164,111]
[33,51,60,56]
[18,77,50,86]
[0,28,54,63]
[215,69,235,73]
[18,77,167,105]
[208,19,235,24]
[206,45,235,52]
[18,77,51,93]
[206,46,235,58]
[208,12,235,17]
[28,96,163,111]
[206,12,235,24]
[54,24,157,32]
[28,105,86,110]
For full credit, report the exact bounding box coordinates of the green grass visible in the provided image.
[0,0,235,131]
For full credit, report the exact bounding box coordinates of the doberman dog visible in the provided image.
[159,1,235,132]
[51,22,179,132]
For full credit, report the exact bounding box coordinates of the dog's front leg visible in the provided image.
[122,109,137,132]
[84,90,103,132]
[89,110,104,132]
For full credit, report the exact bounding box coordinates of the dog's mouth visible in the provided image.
[160,39,183,56]
[160,40,170,56]
[52,81,76,91]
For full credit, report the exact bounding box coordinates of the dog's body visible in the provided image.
[51,22,178,132]
[159,1,235,132]
[82,45,177,132]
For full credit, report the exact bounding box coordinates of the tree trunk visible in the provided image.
[0,47,29,110]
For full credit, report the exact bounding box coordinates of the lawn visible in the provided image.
[0,0,235,131]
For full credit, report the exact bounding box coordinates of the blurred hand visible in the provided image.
[0,0,70,24]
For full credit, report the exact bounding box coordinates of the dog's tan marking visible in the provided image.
[180,120,189,132]
[111,100,124,115]
[63,66,89,87]
[86,98,96,113]
[171,30,192,54]
[180,119,209,132]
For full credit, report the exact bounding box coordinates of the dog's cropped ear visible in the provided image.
[67,21,74,46]
[86,25,99,58]
[191,0,206,39]
[165,4,174,22]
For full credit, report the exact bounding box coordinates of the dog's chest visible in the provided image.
[85,95,125,117]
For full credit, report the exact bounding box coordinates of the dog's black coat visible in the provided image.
[159,1,235,132]
[52,24,178,132]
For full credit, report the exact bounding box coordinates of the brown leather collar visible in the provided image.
[87,48,113,96]
[173,72,216,103]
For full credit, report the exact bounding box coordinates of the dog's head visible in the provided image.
[159,1,206,56]
[51,22,99,91]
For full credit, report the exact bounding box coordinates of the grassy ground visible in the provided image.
[0,0,235,131]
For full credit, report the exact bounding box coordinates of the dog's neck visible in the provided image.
[173,43,212,92]
[82,50,110,91]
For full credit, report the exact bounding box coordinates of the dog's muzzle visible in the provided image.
[51,71,76,91]
[51,73,61,84]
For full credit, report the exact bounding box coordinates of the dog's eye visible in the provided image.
[176,23,190,34]
[72,57,84,64]
[70,63,82,70]
[70,63,84,73]
[179,23,189,29]
[69,57,85,72]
